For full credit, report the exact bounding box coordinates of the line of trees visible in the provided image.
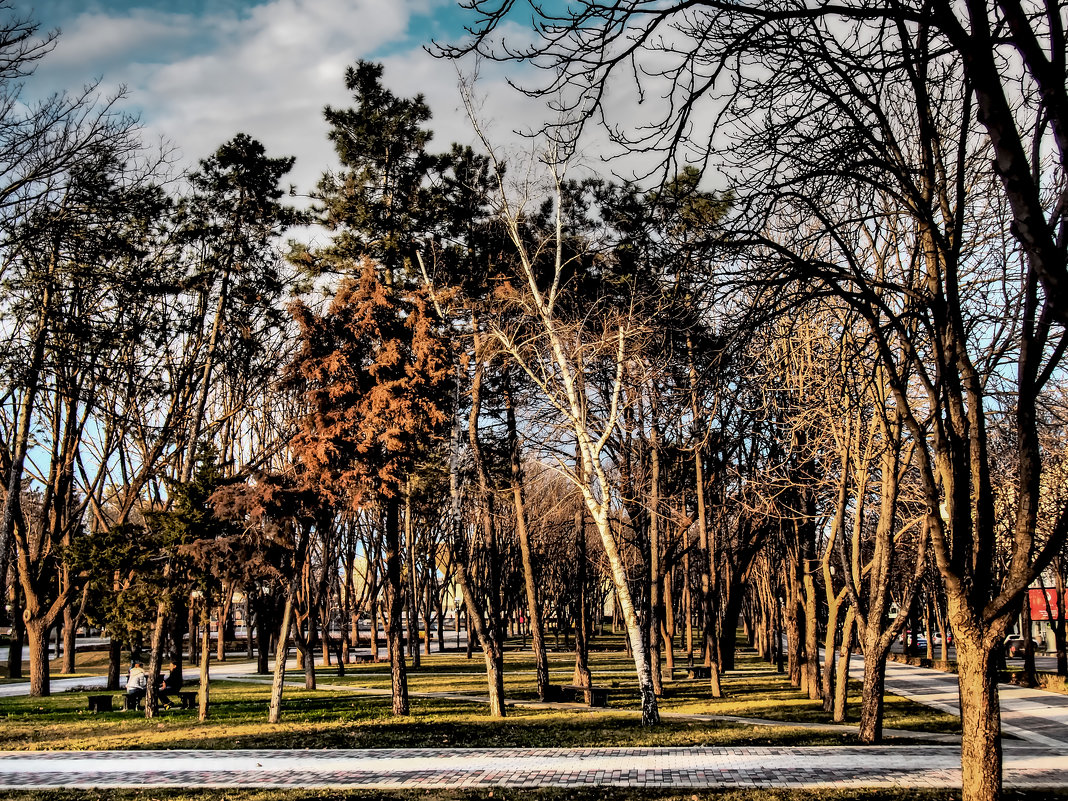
[0,6,1066,801]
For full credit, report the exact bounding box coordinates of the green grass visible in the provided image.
[0,643,961,751]
[284,647,959,734]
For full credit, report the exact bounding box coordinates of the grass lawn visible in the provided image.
[0,644,960,751]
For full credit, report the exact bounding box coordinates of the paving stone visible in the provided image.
[0,746,1064,790]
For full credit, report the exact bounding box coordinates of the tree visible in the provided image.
[446,5,1068,797]
[309,60,435,284]
[0,2,144,643]
[1,144,167,695]
[288,258,454,715]
[480,148,662,724]
[138,133,300,715]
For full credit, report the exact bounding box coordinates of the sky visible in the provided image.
[26,0,552,197]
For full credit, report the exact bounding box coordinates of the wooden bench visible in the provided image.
[550,684,608,707]
[178,691,198,709]
[687,665,712,679]
[87,694,113,712]
[121,693,143,711]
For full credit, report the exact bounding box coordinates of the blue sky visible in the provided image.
[25,0,548,194]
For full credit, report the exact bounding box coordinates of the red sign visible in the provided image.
[1029,588,1060,621]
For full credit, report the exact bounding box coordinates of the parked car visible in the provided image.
[1004,635,1026,657]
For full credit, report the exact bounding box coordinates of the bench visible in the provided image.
[178,691,198,709]
[87,695,113,712]
[549,684,608,707]
[121,693,143,711]
[687,665,712,679]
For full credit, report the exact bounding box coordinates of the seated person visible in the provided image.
[157,660,183,707]
[126,660,147,707]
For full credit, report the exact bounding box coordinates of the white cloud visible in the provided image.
[29,0,585,205]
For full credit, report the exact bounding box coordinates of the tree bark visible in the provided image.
[822,589,847,714]
[505,379,549,701]
[384,497,409,716]
[7,583,23,680]
[1020,593,1037,686]
[1054,565,1066,676]
[833,605,856,723]
[24,619,50,697]
[956,640,1002,801]
[216,583,234,662]
[648,421,663,696]
[801,551,822,701]
[572,448,592,689]
[107,637,122,691]
[268,588,295,723]
[857,643,887,742]
[61,596,76,675]
[199,603,211,721]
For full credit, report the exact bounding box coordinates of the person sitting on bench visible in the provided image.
[125,660,147,708]
[157,660,183,708]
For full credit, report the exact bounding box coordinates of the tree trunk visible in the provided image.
[7,586,24,680]
[255,595,271,675]
[784,561,802,687]
[935,598,949,663]
[857,640,887,742]
[822,592,845,713]
[199,605,211,721]
[1020,594,1037,686]
[384,497,409,716]
[61,599,76,675]
[774,583,785,674]
[370,594,380,662]
[1055,565,1066,676]
[216,585,234,662]
[925,597,935,661]
[592,506,659,724]
[171,593,187,682]
[505,379,550,701]
[663,563,675,680]
[107,638,122,691]
[24,619,50,696]
[144,584,170,718]
[648,423,663,696]
[682,540,693,667]
[833,605,856,723]
[956,641,1002,801]
[268,589,295,724]
[572,453,592,689]
[719,580,746,672]
[802,558,822,701]
[405,487,420,668]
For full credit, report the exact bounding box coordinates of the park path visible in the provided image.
[0,745,1065,790]
[846,657,1068,747]
[3,654,1068,789]
[0,658,265,698]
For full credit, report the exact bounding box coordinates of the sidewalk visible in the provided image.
[848,658,1068,747]
[0,657,270,698]
[0,745,1064,790]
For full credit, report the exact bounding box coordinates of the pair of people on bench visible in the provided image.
[126,659,183,708]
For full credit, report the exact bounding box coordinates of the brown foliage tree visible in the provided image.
[287,257,453,715]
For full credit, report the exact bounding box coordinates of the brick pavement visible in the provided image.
[0,745,1065,790]
[853,659,1068,747]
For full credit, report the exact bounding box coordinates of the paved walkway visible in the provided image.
[0,658,266,698]
[4,653,1068,789]
[0,745,1064,790]
[848,658,1068,747]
